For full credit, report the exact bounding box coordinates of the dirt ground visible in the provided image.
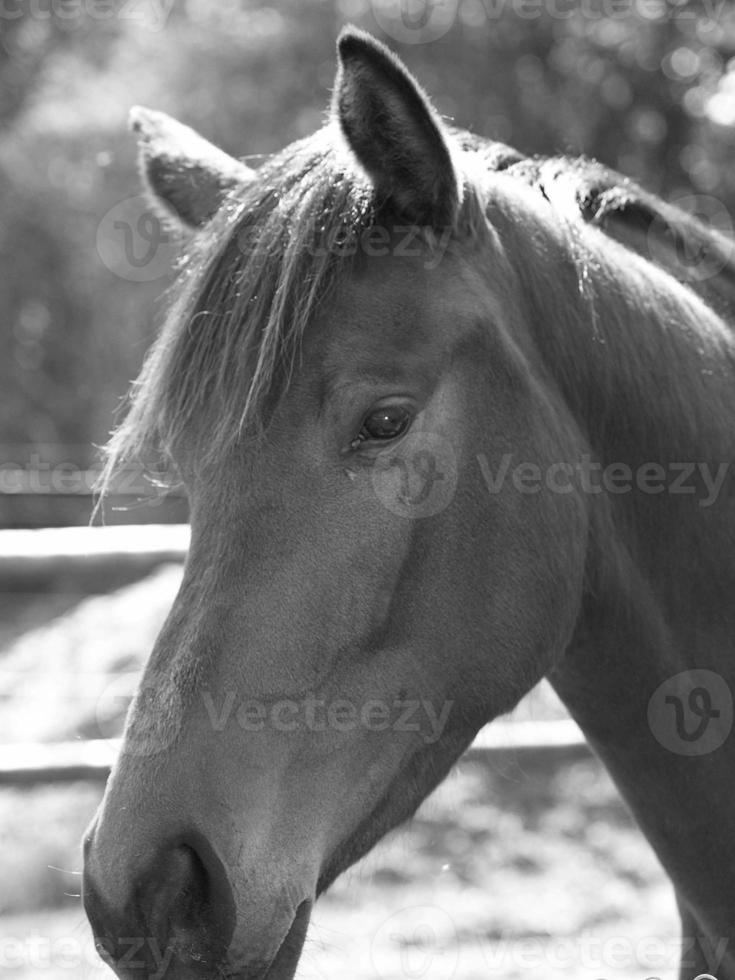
[0,568,681,980]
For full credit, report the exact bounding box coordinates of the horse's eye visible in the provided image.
[358,405,412,443]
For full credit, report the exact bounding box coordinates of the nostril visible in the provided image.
[174,845,210,931]
[143,844,209,936]
[134,835,236,971]
[84,831,235,976]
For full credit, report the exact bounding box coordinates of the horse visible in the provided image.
[82,26,735,980]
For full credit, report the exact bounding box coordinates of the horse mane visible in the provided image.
[499,151,735,318]
[100,125,374,490]
[477,140,735,472]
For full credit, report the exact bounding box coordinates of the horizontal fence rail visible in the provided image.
[0,739,120,786]
[0,493,189,529]
[0,467,188,528]
[0,721,591,786]
[0,523,190,591]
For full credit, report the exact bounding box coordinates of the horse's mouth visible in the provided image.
[263,899,312,980]
[223,898,312,980]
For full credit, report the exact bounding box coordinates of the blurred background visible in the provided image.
[1,0,733,976]
[4,0,735,486]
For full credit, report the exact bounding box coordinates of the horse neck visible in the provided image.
[505,203,735,964]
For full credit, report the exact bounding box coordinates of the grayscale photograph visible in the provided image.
[0,1,733,978]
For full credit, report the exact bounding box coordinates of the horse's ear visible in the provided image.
[129,107,255,231]
[333,27,460,228]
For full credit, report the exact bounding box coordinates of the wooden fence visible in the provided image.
[0,523,189,591]
[0,460,187,528]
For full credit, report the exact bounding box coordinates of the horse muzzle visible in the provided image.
[82,821,313,980]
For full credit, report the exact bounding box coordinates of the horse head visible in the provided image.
[83,28,590,979]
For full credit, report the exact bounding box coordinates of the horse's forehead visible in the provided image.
[311,250,485,359]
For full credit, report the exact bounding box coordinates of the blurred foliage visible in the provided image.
[1,0,735,466]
